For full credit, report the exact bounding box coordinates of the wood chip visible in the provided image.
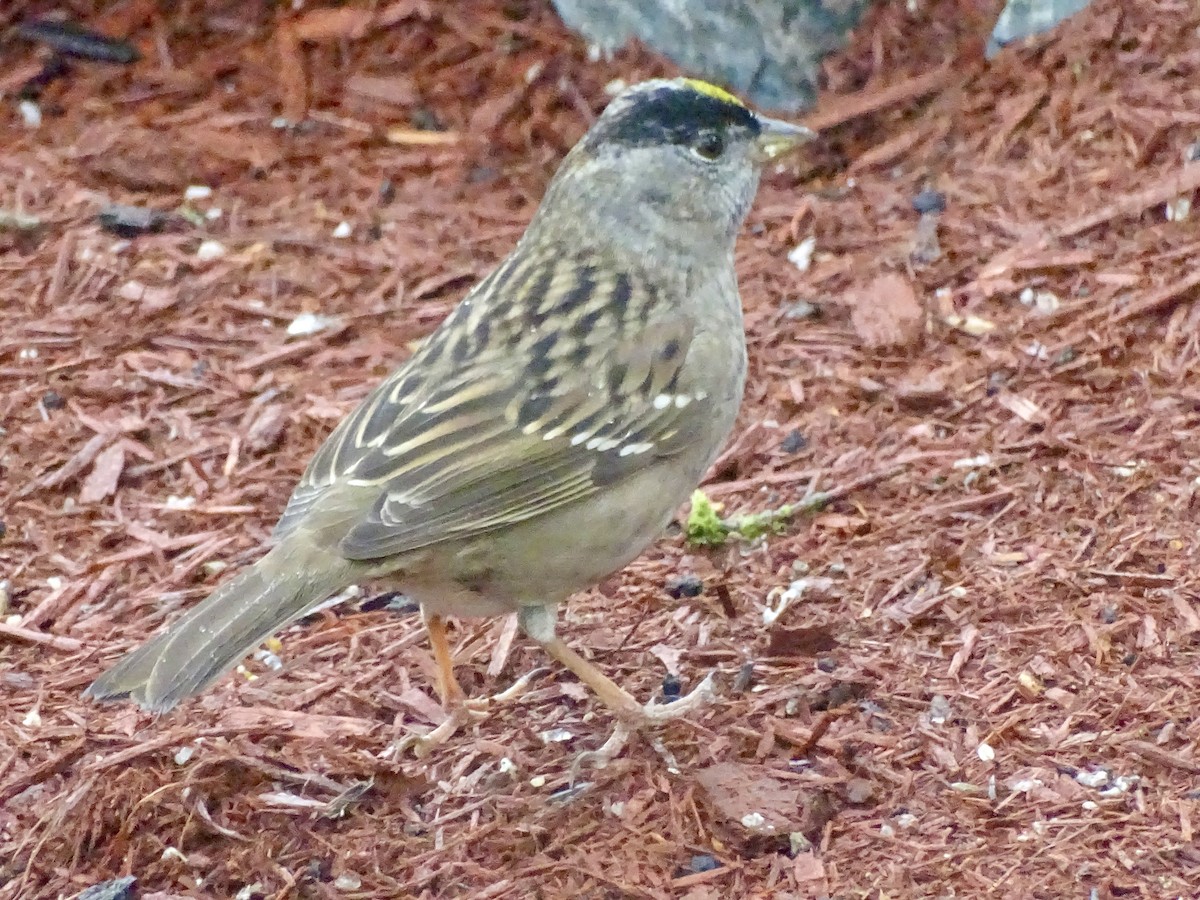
[849,273,924,349]
[78,441,126,504]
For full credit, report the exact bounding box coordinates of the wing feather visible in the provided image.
[272,246,712,559]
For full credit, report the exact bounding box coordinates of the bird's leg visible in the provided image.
[518,605,717,771]
[424,611,465,707]
[391,610,472,758]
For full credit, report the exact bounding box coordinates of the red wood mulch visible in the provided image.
[2,0,1198,897]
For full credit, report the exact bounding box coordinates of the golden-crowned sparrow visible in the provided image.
[85,78,812,744]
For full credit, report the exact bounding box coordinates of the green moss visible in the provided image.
[685,489,730,546]
[729,504,794,541]
[686,488,834,547]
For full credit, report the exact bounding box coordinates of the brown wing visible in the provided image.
[272,246,712,560]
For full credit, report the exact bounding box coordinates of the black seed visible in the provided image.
[665,574,703,599]
[912,189,946,214]
[817,656,837,672]
[18,56,71,100]
[378,180,396,204]
[661,338,682,362]
[661,674,682,701]
[466,166,499,184]
[689,855,721,874]
[780,429,806,453]
[41,389,66,410]
[606,364,627,395]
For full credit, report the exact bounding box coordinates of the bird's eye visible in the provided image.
[692,131,725,161]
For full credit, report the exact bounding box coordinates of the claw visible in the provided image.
[569,670,719,779]
[388,701,490,758]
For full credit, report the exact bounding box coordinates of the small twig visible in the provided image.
[0,208,42,231]
[802,63,959,132]
[689,463,909,546]
[1054,162,1200,238]
[792,463,909,511]
[1109,268,1200,325]
[0,621,82,652]
[1119,739,1200,774]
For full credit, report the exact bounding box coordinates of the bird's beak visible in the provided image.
[752,115,815,162]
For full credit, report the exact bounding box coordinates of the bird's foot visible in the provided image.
[570,671,718,779]
[389,698,489,759]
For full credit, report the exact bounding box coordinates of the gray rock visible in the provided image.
[553,0,1098,111]
[552,0,868,112]
[76,877,137,900]
[988,0,1094,55]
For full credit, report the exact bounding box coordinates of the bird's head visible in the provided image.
[529,78,814,261]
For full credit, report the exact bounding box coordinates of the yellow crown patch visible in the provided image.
[681,78,746,109]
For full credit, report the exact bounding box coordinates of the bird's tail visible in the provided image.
[84,542,352,713]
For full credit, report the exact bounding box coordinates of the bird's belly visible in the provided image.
[401,443,725,617]
[398,581,517,619]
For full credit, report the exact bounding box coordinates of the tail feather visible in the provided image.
[84,544,350,713]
